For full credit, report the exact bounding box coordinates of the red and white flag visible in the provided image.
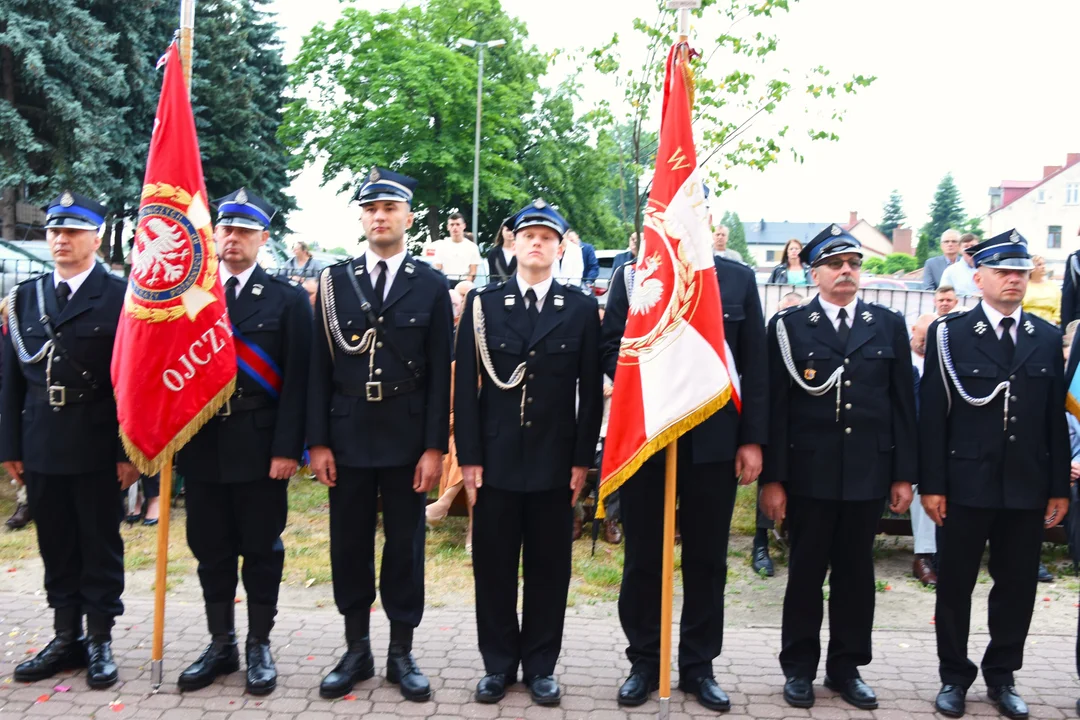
[599,45,738,511]
[112,41,236,474]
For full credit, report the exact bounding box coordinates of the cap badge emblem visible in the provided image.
[1010,230,1020,243]
[60,191,74,208]
[804,368,817,380]
[370,168,381,182]
[831,225,842,236]
[533,199,547,209]
[236,188,249,204]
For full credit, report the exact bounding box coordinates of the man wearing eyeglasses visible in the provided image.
[760,224,917,712]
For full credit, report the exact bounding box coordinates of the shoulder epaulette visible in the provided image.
[937,310,968,324]
[16,272,48,288]
[1026,312,1061,333]
[869,301,903,317]
[775,304,806,319]
[477,280,506,295]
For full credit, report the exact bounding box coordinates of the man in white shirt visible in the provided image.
[554,236,585,287]
[433,213,481,282]
[938,233,980,296]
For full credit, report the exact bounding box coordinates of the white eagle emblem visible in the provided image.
[629,254,664,316]
[132,217,192,287]
[974,320,988,335]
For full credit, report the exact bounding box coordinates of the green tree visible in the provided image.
[195,0,294,237]
[920,173,966,256]
[0,1,128,239]
[915,231,932,268]
[960,216,984,239]
[877,189,905,239]
[882,252,917,275]
[720,210,755,266]
[587,0,875,235]
[862,256,884,275]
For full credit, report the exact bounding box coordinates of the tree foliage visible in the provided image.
[281,0,623,247]
[877,189,905,239]
[920,173,966,255]
[720,210,755,266]
[587,0,876,234]
[881,252,917,275]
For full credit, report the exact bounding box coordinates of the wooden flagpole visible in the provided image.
[660,7,695,720]
[150,0,195,693]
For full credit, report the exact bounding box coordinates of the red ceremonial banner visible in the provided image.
[111,41,236,474]
[598,45,735,514]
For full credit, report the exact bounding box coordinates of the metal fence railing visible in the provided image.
[0,259,53,296]
[759,283,979,326]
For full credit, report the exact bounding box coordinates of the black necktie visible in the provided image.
[999,317,1015,362]
[525,288,540,328]
[55,281,70,313]
[224,276,238,314]
[836,307,850,347]
[373,260,388,311]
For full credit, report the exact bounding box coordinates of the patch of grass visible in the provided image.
[731,484,759,536]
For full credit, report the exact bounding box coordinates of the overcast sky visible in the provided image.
[269,0,1080,246]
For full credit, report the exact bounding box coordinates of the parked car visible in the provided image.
[862,277,908,290]
[0,244,52,295]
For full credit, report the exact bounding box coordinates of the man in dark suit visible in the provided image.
[308,168,452,702]
[1062,236,1080,328]
[920,230,1069,719]
[455,199,603,707]
[602,253,767,712]
[175,189,312,695]
[761,224,917,711]
[0,191,137,689]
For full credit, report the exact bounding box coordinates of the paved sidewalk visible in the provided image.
[0,592,1075,719]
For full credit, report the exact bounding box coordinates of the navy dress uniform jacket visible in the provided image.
[177,265,313,484]
[0,265,126,474]
[1062,250,1080,329]
[308,257,452,468]
[600,256,769,463]
[763,296,917,501]
[454,279,603,492]
[919,304,1070,508]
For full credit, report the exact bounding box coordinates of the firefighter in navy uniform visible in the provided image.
[454,199,603,707]
[601,252,768,711]
[174,189,312,695]
[760,225,917,711]
[920,231,1069,720]
[0,191,137,689]
[308,169,452,702]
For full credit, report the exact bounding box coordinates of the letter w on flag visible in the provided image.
[598,45,739,514]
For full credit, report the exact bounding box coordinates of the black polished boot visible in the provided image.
[386,622,431,702]
[245,604,277,695]
[85,614,118,689]
[177,602,240,691]
[14,606,86,682]
[320,613,375,699]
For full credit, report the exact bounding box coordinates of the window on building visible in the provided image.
[1067,184,1080,205]
[1049,225,1063,249]
[765,250,779,263]
[1037,189,1047,203]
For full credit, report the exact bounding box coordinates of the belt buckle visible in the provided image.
[48,385,66,408]
[217,399,232,417]
[365,382,383,402]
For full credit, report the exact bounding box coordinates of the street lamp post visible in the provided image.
[456,38,505,245]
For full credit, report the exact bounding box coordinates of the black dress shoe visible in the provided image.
[475,673,511,703]
[824,675,877,710]
[386,650,431,702]
[618,671,659,707]
[1038,563,1054,583]
[319,646,375,699]
[13,636,86,681]
[527,675,561,706]
[245,639,277,695]
[177,637,240,690]
[783,677,814,708]
[752,543,774,577]
[6,503,30,529]
[86,639,118,689]
[988,685,1029,719]
[935,684,967,718]
[679,676,731,712]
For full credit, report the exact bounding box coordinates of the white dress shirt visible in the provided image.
[940,260,979,297]
[980,302,1021,343]
[220,263,258,297]
[53,265,96,297]
[817,296,859,332]
[365,248,409,300]
[516,274,553,312]
[911,350,925,377]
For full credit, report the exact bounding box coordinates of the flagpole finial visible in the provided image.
[666,0,700,41]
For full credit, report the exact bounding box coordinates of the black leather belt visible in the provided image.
[33,384,108,407]
[335,376,422,402]
[217,394,274,416]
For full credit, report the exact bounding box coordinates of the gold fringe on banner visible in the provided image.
[596,385,730,519]
[119,377,236,475]
[1067,392,1080,422]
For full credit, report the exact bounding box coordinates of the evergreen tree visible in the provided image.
[877,189,906,238]
[0,1,128,239]
[195,0,294,236]
[920,173,966,255]
[721,211,756,267]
